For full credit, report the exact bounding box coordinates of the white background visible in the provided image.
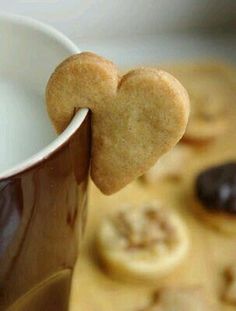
[1,0,236,42]
[1,0,236,67]
[0,1,236,172]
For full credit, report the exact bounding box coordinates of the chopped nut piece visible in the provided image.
[141,287,215,311]
[223,265,236,304]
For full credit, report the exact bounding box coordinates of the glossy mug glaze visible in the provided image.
[0,14,90,310]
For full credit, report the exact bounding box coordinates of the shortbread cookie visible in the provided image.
[141,286,214,311]
[166,62,235,143]
[223,265,236,304]
[143,143,192,183]
[96,201,189,282]
[194,162,236,235]
[46,52,189,194]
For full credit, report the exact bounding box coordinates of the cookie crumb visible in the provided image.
[223,265,236,304]
[140,286,215,311]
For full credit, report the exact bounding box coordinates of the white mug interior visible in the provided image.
[0,13,87,177]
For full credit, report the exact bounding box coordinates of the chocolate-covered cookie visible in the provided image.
[194,162,236,234]
[196,162,236,214]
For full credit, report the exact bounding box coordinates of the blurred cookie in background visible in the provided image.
[96,201,189,283]
[194,162,236,235]
[143,144,192,183]
[166,62,236,144]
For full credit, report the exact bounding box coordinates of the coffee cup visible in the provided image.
[0,13,90,310]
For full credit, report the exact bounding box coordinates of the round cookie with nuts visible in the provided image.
[96,201,189,282]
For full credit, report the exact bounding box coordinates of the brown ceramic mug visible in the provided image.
[0,14,90,310]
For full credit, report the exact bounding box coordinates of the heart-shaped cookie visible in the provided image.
[46,52,189,194]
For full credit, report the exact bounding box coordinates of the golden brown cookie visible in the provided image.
[141,286,215,311]
[96,201,189,282]
[46,52,189,194]
[165,62,236,143]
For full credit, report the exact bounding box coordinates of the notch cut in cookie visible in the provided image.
[46,52,189,194]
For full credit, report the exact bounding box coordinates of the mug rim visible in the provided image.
[0,12,89,180]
